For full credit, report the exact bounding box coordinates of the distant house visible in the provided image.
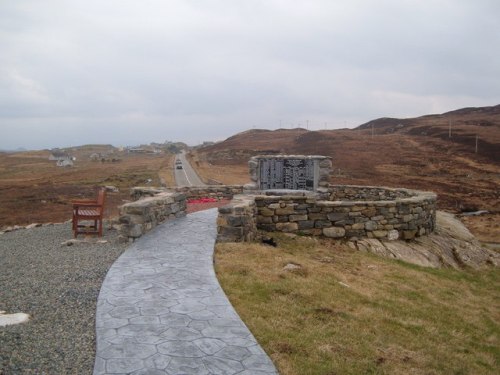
[56,159,74,167]
[49,151,70,161]
[50,150,75,166]
[127,148,147,154]
[90,153,100,161]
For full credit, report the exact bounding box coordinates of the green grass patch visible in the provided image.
[215,234,499,375]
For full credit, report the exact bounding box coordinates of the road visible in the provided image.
[174,151,206,186]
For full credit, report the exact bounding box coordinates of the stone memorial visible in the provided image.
[248,155,332,191]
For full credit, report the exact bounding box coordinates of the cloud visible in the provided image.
[0,0,499,149]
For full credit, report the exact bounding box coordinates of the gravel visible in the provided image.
[0,223,128,374]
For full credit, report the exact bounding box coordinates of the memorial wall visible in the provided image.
[248,155,332,191]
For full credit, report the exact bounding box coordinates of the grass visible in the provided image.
[215,234,499,375]
[158,153,176,187]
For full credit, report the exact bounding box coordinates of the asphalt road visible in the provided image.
[174,151,206,186]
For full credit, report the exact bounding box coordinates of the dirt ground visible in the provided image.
[0,150,173,227]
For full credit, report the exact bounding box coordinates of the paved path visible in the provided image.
[94,209,277,375]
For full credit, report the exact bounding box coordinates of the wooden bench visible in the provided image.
[72,188,106,238]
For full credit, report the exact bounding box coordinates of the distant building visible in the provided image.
[56,159,74,167]
[49,150,71,161]
[90,153,100,161]
[50,149,75,166]
[127,148,147,153]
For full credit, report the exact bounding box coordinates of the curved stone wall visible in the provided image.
[217,185,437,242]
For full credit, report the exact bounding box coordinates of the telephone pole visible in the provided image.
[475,135,478,153]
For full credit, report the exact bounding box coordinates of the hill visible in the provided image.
[191,105,500,242]
[357,105,500,161]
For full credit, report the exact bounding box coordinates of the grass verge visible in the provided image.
[215,234,499,375]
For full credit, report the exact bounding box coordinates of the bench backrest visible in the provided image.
[97,188,106,207]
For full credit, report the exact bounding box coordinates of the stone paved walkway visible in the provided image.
[94,209,277,375]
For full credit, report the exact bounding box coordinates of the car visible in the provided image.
[176,165,183,169]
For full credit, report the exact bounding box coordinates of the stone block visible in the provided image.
[323,227,346,238]
[364,221,377,231]
[227,216,243,227]
[259,208,275,217]
[362,207,377,217]
[351,222,365,230]
[129,224,143,238]
[256,216,273,224]
[219,226,243,238]
[218,205,234,214]
[403,230,417,240]
[298,221,315,230]
[276,222,298,232]
[403,214,413,222]
[289,214,308,222]
[327,212,348,221]
[314,220,332,228]
[275,207,296,215]
[387,229,399,240]
[309,213,327,220]
[373,230,388,238]
[258,223,276,231]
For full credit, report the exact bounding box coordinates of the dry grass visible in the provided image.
[215,234,500,375]
[157,153,176,187]
[187,152,248,185]
[0,151,171,227]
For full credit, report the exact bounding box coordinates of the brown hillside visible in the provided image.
[193,106,500,242]
[357,104,500,162]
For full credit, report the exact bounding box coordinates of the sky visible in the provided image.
[1,0,499,150]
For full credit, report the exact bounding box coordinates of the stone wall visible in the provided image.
[216,195,257,242]
[217,185,437,242]
[130,186,244,201]
[119,192,186,242]
[174,185,244,200]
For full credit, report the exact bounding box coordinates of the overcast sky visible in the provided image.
[1,0,499,150]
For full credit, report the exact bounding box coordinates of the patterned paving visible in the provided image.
[94,209,277,375]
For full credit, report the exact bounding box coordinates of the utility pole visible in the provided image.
[449,120,452,138]
[306,120,309,130]
[371,123,374,138]
[279,120,282,129]
[324,122,327,130]
[475,135,478,153]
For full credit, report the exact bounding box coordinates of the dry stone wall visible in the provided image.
[216,195,257,242]
[130,186,244,201]
[217,185,436,242]
[119,192,186,242]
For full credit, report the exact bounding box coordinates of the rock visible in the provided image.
[25,223,41,229]
[338,282,350,288]
[0,311,31,327]
[61,239,79,246]
[387,229,399,241]
[353,211,500,269]
[276,222,299,232]
[323,227,346,238]
[283,263,302,271]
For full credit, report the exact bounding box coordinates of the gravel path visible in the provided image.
[0,223,128,374]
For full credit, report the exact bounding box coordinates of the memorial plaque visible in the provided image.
[259,158,316,190]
